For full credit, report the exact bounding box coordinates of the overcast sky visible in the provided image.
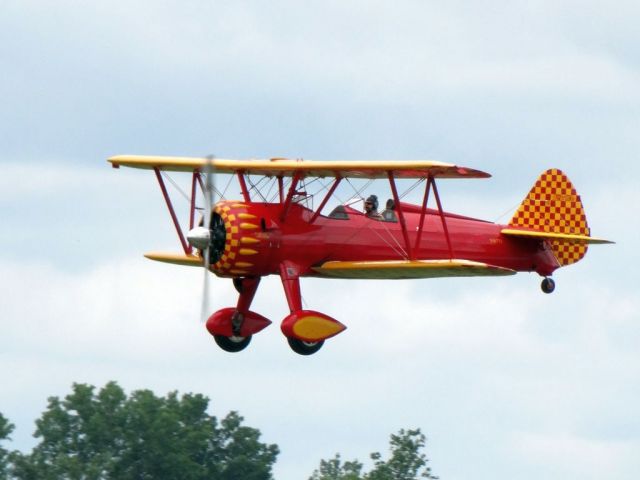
[1,1,638,479]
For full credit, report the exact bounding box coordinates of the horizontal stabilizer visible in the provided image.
[144,251,203,267]
[312,259,516,280]
[501,228,613,244]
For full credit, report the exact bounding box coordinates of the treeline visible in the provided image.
[0,382,436,479]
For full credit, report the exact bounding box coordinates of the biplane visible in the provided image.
[109,155,612,355]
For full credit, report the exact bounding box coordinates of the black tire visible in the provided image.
[541,277,556,294]
[214,334,252,352]
[287,337,324,356]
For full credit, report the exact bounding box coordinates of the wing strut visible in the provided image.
[432,178,454,259]
[277,176,284,203]
[280,172,301,221]
[414,176,432,251]
[310,176,342,224]
[237,172,251,202]
[189,172,198,230]
[410,175,454,259]
[387,171,414,260]
[154,167,191,255]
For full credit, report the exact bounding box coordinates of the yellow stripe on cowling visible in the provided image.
[292,315,345,341]
[231,203,247,208]
[240,237,260,245]
[230,269,249,275]
[239,248,259,256]
[235,262,253,268]
[240,223,259,230]
[238,213,258,220]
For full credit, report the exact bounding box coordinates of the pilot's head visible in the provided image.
[364,195,378,214]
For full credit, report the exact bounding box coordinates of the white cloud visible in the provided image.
[3,251,638,478]
[513,431,640,479]
[1,1,639,478]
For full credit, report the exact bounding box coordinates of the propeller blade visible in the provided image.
[200,155,215,322]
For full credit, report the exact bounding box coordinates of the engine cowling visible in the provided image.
[208,201,271,278]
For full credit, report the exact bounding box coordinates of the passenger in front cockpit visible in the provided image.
[382,199,397,221]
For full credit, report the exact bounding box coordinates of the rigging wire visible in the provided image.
[399,178,426,199]
[368,222,408,259]
[263,177,277,203]
[247,175,268,202]
[219,173,234,200]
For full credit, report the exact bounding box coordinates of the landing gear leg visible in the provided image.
[541,277,555,294]
[233,277,244,294]
[279,262,324,355]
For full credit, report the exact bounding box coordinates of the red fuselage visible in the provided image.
[210,201,560,279]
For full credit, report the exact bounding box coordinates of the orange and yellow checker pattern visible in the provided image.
[211,202,262,276]
[509,169,590,266]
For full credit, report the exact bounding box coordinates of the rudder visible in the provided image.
[509,169,590,266]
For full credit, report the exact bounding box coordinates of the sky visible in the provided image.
[1,1,639,479]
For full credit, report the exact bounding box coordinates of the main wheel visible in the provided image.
[287,337,324,356]
[214,334,252,352]
[541,277,556,294]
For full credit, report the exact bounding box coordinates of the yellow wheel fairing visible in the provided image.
[281,310,347,342]
[292,315,345,340]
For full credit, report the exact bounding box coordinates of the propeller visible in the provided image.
[186,155,215,322]
[202,155,215,322]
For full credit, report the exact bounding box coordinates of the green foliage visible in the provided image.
[309,453,363,480]
[310,429,437,480]
[0,413,14,480]
[4,384,439,480]
[9,382,278,480]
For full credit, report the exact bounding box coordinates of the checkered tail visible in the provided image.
[509,169,591,266]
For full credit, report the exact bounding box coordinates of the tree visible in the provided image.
[10,382,278,480]
[0,413,14,480]
[310,429,437,480]
[309,453,363,480]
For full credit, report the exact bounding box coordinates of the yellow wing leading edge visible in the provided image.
[312,259,516,280]
[108,155,491,179]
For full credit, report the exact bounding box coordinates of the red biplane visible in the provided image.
[109,155,612,355]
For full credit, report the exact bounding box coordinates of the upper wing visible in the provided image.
[108,155,490,179]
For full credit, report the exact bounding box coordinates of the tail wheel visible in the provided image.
[541,277,556,294]
[214,334,252,352]
[287,337,324,356]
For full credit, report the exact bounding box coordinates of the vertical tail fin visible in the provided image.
[509,169,590,266]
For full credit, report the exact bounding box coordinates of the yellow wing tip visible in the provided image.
[144,251,203,266]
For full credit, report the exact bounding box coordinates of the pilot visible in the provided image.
[364,195,382,219]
